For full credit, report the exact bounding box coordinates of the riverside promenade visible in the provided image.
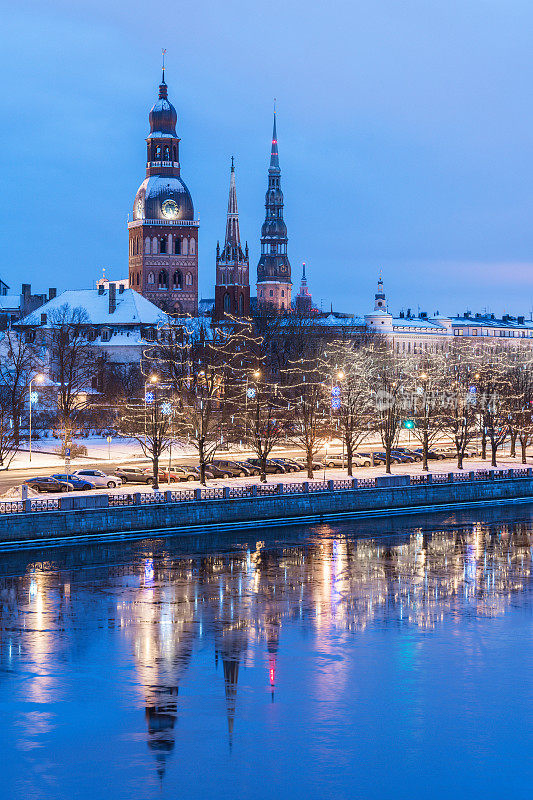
[1,467,533,548]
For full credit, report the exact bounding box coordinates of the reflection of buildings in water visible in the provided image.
[0,521,532,765]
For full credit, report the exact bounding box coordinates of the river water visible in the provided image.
[1,507,532,800]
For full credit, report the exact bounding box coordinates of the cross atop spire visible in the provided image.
[161,48,166,83]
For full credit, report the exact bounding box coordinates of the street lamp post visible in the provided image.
[323,440,330,482]
[28,373,45,463]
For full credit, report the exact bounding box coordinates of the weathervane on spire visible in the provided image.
[161,48,166,83]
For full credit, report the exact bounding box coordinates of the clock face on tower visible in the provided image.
[162,198,179,219]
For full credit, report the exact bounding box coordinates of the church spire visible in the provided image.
[270,104,280,171]
[374,271,387,311]
[224,156,240,248]
[214,158,250,319]
[256,106,292,311]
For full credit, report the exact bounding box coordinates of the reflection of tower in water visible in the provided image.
[123,557,199,783]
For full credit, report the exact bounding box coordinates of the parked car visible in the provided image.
[358,451,386,465]
[270,458,299,472]
[390,450,417,463]
[74,469,123,488]
[411,449,445,461]
[159,466,198,483]
[24,476,72,493]
[321,455,345,468]
[246,458,285,474]
[210,460,249,477]
[204,463,233,478]
[51,474,96,491]
[289,458,323,471]
[394,447,423,462]
[115,467,153,484]
[351,454,372,467]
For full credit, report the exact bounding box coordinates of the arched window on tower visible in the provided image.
[185,272,193,286]
[144,237,150,254]
[174,238,181,255]
[239,294,244,315]
[160,238,167,254]
[173,271,182,289]
[173,145,177,161]
[148,271,155,285]
[163,146,170,160]
[158,270,168,289]
[155,145,161,160]
[224,293,231,313]
[189,238,196,255]
[182,238,188,255]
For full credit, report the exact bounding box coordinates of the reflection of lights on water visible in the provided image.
[29,579,38,598]
[144,558,154,584]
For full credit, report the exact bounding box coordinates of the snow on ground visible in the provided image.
[6,452,529,500]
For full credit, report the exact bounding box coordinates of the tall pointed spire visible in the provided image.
[256,104,292,311]
[270,103,280,170]
[225,157,240,247]
[214,158,250,319]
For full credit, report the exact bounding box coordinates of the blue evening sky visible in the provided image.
[2,0,532,316]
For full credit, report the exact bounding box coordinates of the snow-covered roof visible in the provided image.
[0,295,20,311]
[392,317,445,330]
[17,288,167,327]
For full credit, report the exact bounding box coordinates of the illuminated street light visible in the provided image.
[337,370,345,380]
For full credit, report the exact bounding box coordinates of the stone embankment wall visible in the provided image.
[1,474,533,547]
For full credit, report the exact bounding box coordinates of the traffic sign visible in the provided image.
[65,447,71,457]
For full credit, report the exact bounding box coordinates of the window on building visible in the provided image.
[148,272,155,285]
[158,270,168,289]
[101,329,111,342]
[185,272,193,286]
[173,271,182,289]
[155,146,161,160]
[224,293,231,312]
[164,146,170,160]
[190,239,196,255]
[269,289,274,297]
[281,290,285,297]
[239,294,244,314]
[174,238,181,255]
[160,238,167,254]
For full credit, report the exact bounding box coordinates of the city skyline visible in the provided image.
[2,1,533,315]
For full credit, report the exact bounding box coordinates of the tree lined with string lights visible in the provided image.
[439,341,480,469]
[503,348,533,464]
[144,315,262,485]
[323,337,374,475]
[365,337,409,473]
[405,352,447,470]
[118,380,174,489]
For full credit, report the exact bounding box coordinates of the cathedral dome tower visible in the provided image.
[128,63,199,315]
[256,111,292,311]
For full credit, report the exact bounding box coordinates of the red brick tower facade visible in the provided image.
[128,68,198,315]
[214,159,250,319]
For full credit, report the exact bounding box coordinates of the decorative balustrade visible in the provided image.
[0,467,532,515]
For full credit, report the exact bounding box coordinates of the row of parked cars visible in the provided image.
[24,446,479,492]
[25,469,124,493]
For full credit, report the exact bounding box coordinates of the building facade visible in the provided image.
[128,69,198,315]
[214,159,250,319]
[256,113,292,311]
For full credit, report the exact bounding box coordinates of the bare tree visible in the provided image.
[47,305,104,445]
[476,346,513,467]
[0,330,39,445]
[323,338,373,475]
[366,338,407,473]
[0,390,20,469]
[440,342,479,469]
[145,316,261,485]
[506,349,533,464]
[406,352,447,471]
[119,391,173,489]
[244,376,287,482]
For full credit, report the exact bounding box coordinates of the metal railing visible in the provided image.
[1,467,531,516]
